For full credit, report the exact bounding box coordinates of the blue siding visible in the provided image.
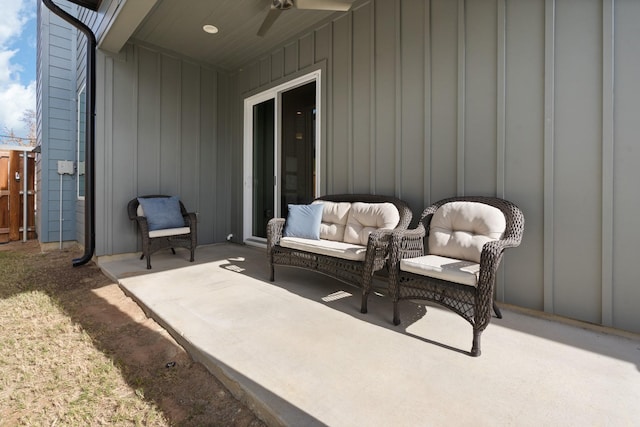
[36,1,78,244]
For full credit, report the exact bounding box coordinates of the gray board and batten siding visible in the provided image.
[69,0,638,334]
[91,44,231,256]
[75,0,232,256]
[37,1,78,244]
[234,0,640,332]
[234,0,640,334]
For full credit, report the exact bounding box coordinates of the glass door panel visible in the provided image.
[280,82,316,217]
[252,99,275,238]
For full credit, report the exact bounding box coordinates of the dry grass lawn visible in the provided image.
[0,242,264,426]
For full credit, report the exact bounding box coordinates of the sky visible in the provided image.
[0,0,37,141]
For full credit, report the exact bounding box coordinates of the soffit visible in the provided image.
[131,0,347,72]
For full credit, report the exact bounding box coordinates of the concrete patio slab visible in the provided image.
[98,243,640,426]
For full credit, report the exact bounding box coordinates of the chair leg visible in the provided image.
[140,253,144,260]
[146,254,152,270]
[171,248,176,255]
[471,330,482,357]
[360,292,368,314]
[393,301,401,325]
[269,265,274,282]
[190,249,195,262]
[493,301,503,319]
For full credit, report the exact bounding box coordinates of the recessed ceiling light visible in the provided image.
[203,25,219,34]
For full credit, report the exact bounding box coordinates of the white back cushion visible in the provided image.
[343,202,400,245]
[137,205,145,216]
[428,201,506,263]
[312,201,351,241]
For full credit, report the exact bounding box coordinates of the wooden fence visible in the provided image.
[0,150,36,243]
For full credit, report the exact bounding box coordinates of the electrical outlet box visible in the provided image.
[57,160,74,175]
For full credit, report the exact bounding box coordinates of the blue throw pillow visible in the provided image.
[137,196,185,231]
[283,204,323,240]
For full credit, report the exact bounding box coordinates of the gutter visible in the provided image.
[41,0,96,267]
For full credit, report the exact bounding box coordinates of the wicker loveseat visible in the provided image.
[127,195,197,269]
[388,196,524,356]
[267,194,413,312]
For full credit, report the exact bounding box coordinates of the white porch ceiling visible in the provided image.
[130,0,351,71]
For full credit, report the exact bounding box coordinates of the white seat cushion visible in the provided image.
[400,255,479,287]
[148,227,191,238]
[138,203,189,237]
[280,236,367,261]
[312,201,351,242]
[343,202,400,245]
[428,201,506,263]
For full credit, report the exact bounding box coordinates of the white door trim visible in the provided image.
[243,70,322,245]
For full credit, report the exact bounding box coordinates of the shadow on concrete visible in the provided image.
[206,243,640,369]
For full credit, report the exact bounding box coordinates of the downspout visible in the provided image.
[41,0,96,266]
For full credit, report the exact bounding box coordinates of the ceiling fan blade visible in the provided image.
[257,8,283,37]
[295,0,354,11]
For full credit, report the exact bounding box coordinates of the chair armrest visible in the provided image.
[477,237,519,295]
[387,224,426,298]
[361,228,395,270]
[388,224,426,269]
[267,218,286,249]
[185,213,197,245]
[183,212,197,227]
[366,228,394,249]
[135,216,150,236]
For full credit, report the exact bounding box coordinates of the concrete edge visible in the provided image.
[498,302,640,341]
[116,283,290,427]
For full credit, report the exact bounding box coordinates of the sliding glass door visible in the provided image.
[251,99,275,238]
[243,71,321,244]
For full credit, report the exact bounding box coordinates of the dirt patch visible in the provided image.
[0,240,266,426]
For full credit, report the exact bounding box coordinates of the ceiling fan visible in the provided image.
[257,0,354,37]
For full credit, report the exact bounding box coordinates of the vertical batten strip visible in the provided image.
[156,54,162,190]
[395,0,403,198]
[496,0,506,198]
[370,1,376,193]
[311,32,316,67]
[496,0,507,301]
[424,0,432,206]
[348,12,354,193]
[543,0,556,313]
[211,72,218,240]
[601,0,615,327]
[105,56,114,253]
[327,22,334,193]
[283,46,287,78]
[176,60,182,195]
[194,68,201,212]
[133,46,140,195]
[457,0,466,196]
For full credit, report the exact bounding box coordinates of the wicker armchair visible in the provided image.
[267,194,413,313]
[389,196,524,356]
[127,195,197,269]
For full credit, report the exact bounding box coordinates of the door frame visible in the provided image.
[242,70,322,245]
